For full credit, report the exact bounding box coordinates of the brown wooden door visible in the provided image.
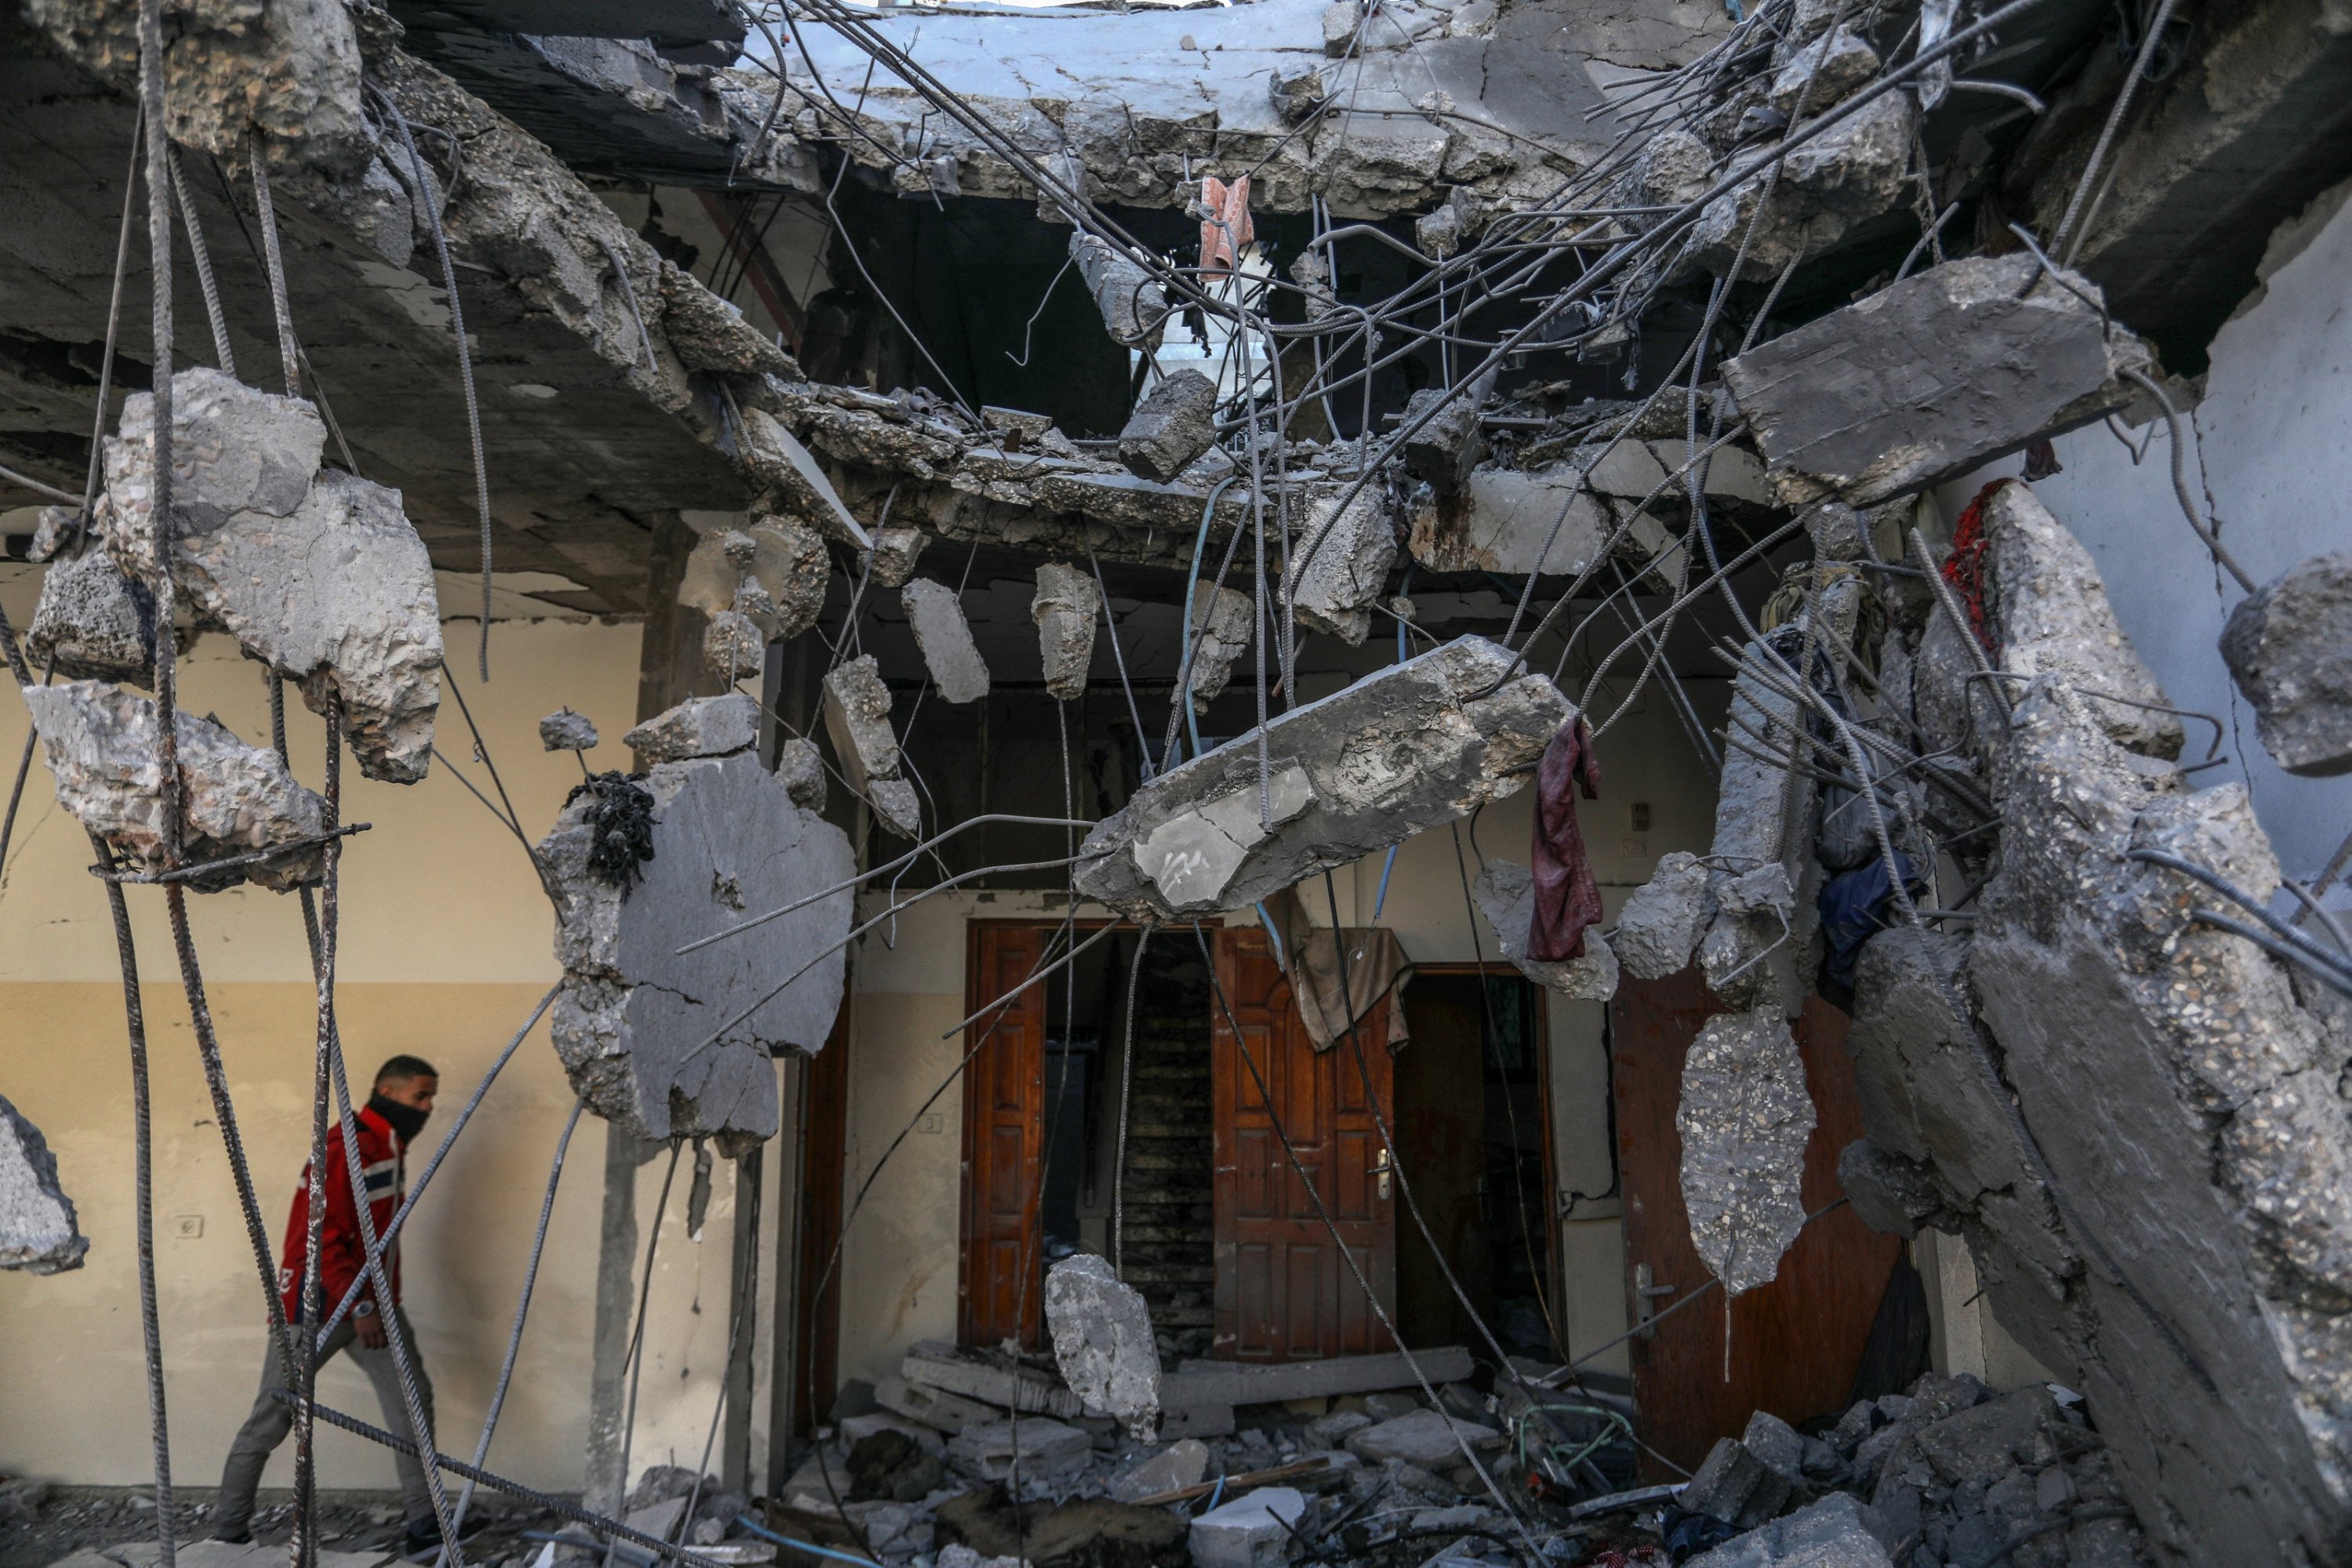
[960,922,1049,1348]
[1612,971,1900,1474]
[1210,927,1398,1361]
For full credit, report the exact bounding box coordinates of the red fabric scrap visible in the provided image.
[1528,715,1604,962]
[1198,175,1255,274]
[1940,477,2015,658]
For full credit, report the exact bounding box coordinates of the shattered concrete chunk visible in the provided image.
[738,407,873,549]
[1345,1410,1501,1469]
[1044,1254,1161,1439]
[1080,637,1565,920]
[877,1373,996,1435]
[1679,1435,1791,1530]
[1269,66,1327,122]
[907,1339,1083,1417]
[678,528,753,615]
[27,547,155,684]
[539,750,854,1155]
[1685,1492,1892,1566]
[1414,187,1483,260]
[1033,562,1102,700]
[539,709,599,751]
[1721,256,2155,506]
[900,579,991,705]
[1112,1439,1210,1501]
[822,656,903,793]
[98,368,325,574]
[868,525,931,589]
[948,1416,1093,1483]
[24,680,328,892]
[2220,551,2352,775]
[625,693,760,765]
[702,608,765,681]
[1686,94,1916,281]
[1119,369,1220,484]
[746,516,829,641]
[0,1094,86,1275]
[1290,489,1397,644]
[1475,858,1618,1000]
[1071,232,1167,347]
[1615,851,1711,979]
[1399,387,1485,498]
[656,258,798,378]
[1678,1007,1817,1297]
[1187,586,1254,708]
[1766,26,1879,116]
[1744,1411,1806,1485]
[1191,1488,1305,1568]
[1836,1139,1946,1239]
[775,737,826,814]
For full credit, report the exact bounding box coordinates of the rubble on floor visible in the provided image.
[0,1093,85,1274]
[2220,550,2352,775]
[539,699,854,1155]
[1075,637,1567,920]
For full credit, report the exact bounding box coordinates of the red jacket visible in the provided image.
[277,1104,405,1325]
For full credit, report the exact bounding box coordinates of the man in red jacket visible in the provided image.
[212,1055,441,1552]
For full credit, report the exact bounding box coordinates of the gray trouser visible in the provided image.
[214,1308,435,1536]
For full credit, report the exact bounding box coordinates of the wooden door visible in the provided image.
[1612,971,1901,1474]
[1210,927,1398,1361]
[960,923,1049,1348]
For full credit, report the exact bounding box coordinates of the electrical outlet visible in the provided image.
[918,1112,943,1135]
[172,1215,204,1240]
[1630,800,1652,832]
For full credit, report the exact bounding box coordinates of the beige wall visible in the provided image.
[0,612,738,1496]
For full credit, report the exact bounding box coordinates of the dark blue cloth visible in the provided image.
[1818,851,1922,989]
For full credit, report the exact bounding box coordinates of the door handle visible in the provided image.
[1634,1264,1677,1339]
[1371,1149,1392,1200]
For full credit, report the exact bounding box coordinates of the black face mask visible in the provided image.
[368,1093,430,1144]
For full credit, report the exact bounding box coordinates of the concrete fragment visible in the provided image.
[0,1094,85,1274]
[1071,232,1167,347]
[703,609,765,681]
[25,680,328,892]
[1120,369,1220,484]
[1189,1487,1305,1568]
[624,693,760,764]
[656,258,798,377]
[840,1410,946,1457]
[869,526,930,589]
[678,528,752,615]
[1744,1411,1806,1485]
[1290,489,1397,644]
[875,1374,996,1435]
[1345,1410,1501,1469]
[1187,586,1254,708]
[1474,858,1618,999]
[1615,851,1711,979]
[739,407,873,549]
[1112,1439,1210,1501]
[1399,387,1485,497]
[1836,1139,1944,1239]
[1163,1346,1474,1406]
[946,1417,1091,1483]
[775,738,826,814]
[903,1340,1084,1418]
[1414,188,1482,260]
[1721,256,2155,507]
[822,655,903,791]
[747,516,829,641]
[1268,66,1326,122]
[1766,26,1879,116]
[1044,1253,1161,1439]
[1697,635,1817,1011]
[2220,551,2352,775]
[1678,1007,1817,1297]
[97,368,325,566]
[868,779,922,842]
[1032,562,1102,699]
[1685,1492,1892,1566]
[539,750,854,1154]
[1686,94,1916,281]
[1679,1436,1791,1530]
[900,579,990,706]
[27,546,155,684]
[539,709,599,752]
[1076,637,1566,920]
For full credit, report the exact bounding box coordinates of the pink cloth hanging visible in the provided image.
[1528,715,1603,961]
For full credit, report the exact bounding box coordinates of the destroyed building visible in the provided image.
[0,0,2349,1565]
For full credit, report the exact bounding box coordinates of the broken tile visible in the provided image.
[822,655,904,795]
[1044,1254,1161,1439]
[1473,857,1618,999]
[1290,488,1396,644]
[2220,551,2352,776]
[703,608,766,681]
[1033,562,1102,700]
[624,693,760,764]
[1678,1007,1817,1297]
[739,406,873,549]
[1120,369,1219,484]
[0,1094,85,1274]
[900,579,991,705]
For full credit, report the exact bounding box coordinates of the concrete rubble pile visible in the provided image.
[538,694,855,1156]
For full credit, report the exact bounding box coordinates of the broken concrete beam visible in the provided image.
[868,779,922,841]
[1678,1435,1791,1530]
[747,516,829,641]
[2220,551,2352,776]
[1189,1487,1306,1568]
[1344,1410,1504,1469]
[1290,489,1396,644]
[538,748,854,1155]
[1474,858,1618,1000]
[1406,463,1615,576]
[1119,369,1219,484]
[1698,633,1819,1011]
[868,525,930,589]
[1399,387,1485,497]
[1033,562,1102,700]
[0,1094,85,1275]
[1044,1254,1161,1439]
[1720,255,2155,506]
[1678,1007,1817,1297]
[904,1341,1084,1419]
[900,579,991,706]
[1614,851,1711,980]
[1163,1346,1474,1407]
[1071,232,1167,347]
[822,655,902,795]
[539,708,599,752]
[1742,1411,1805,1486]
[1074,637,1566,921]
[1685,1492,1892,1566]
[27,546,156,684]
[1187,586,1254,708]
[875,1374,996,1436]
[25,680,328,892]
[624,693,760,765]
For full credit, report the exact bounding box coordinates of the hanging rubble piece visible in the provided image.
[1414,187,1483,260]
[737,405,874,550]
[749,516,831,641]
[2220,551,2352,775]
[0,1094,86,1275]
[1118,369,1221,485]
[822,655,921,839]
[539,708,598,751]
[868,525,931,589]
[1399,384,1487,497]
[1075,637,1568,921]
[26,546,158,684]
[654,258,798,378]
[539,702,855,1156]
[1033,562,1102,700]
[24,680,329,893]
[678,528,755,616]
[900,579,991,706]
[1697,639,1816,1012]
[703,608,764,681]
[96,368,444,783]
[1683,93,1918,282]
[1763,26,1880,117]
[1070,231,1167,347]
[776,737,827,813]
[1473,858,1617,1000]
[1043,1254,1161,1439]
[1187,586,1254,710]
[1614,851,1712,980]
[1289,489,1397,644]
[1720,256,2155,507]
[1677,1007,1817,1298]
